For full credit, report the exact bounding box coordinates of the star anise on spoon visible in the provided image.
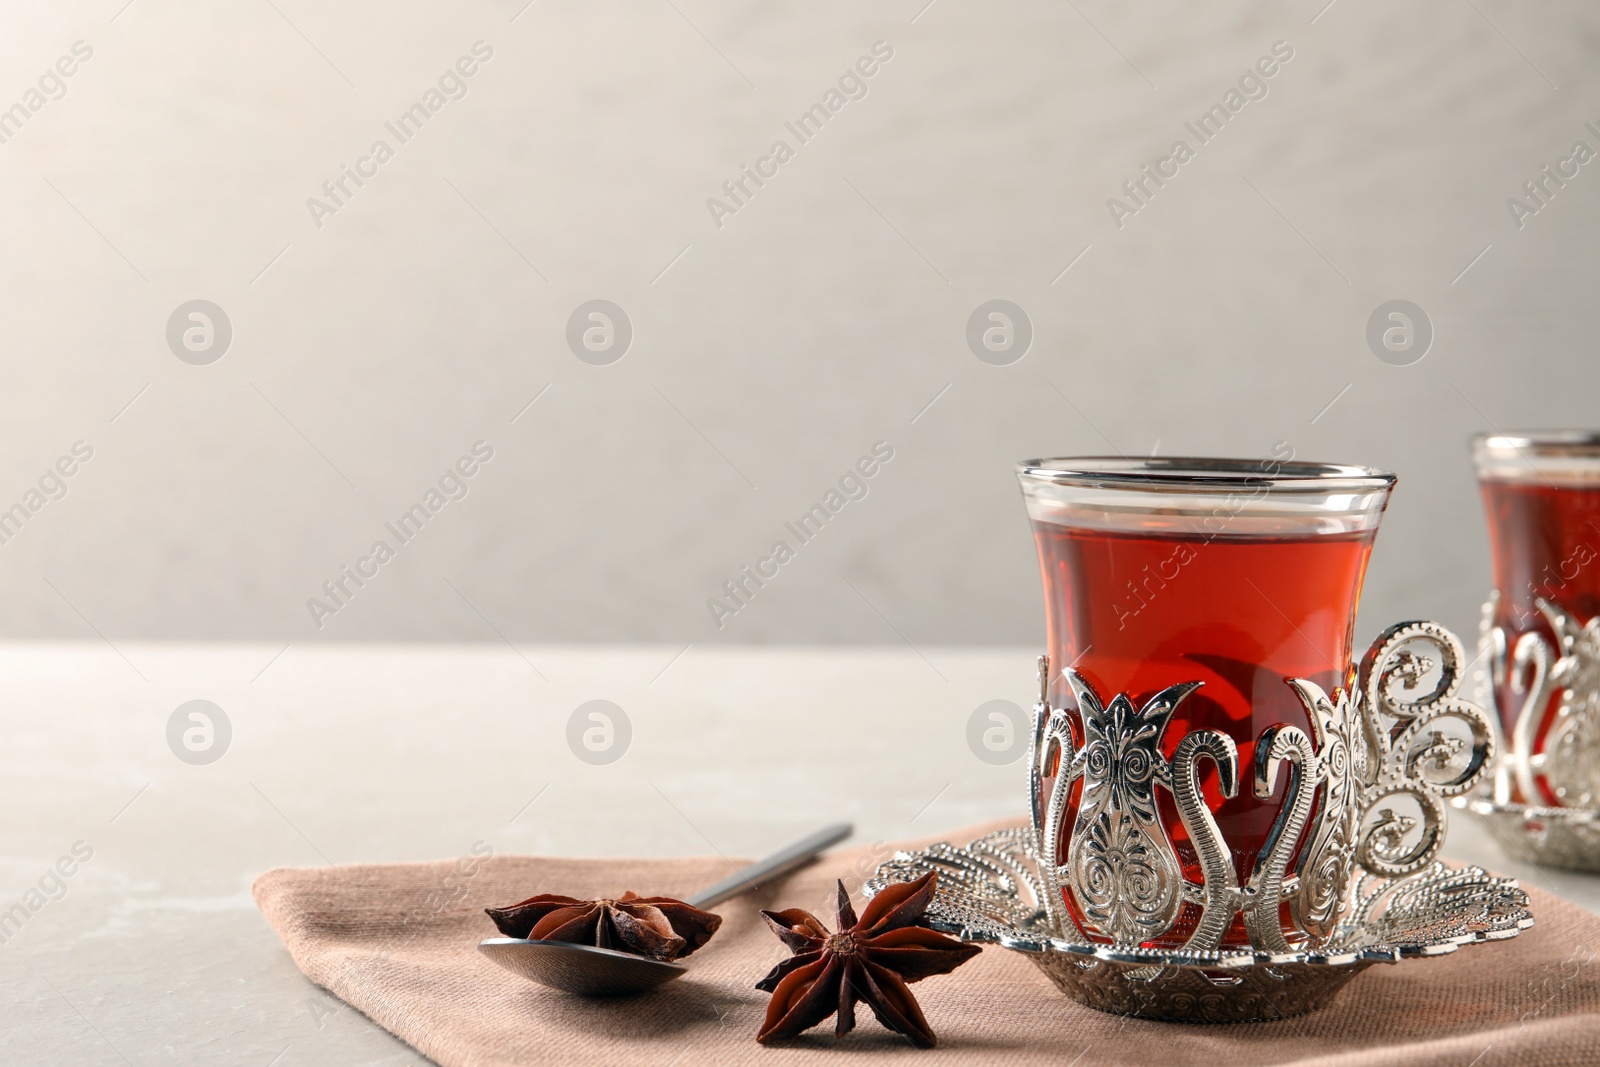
[485,891,721,962]
[755,872,979,1048]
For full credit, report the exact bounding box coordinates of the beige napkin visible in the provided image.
[253,822,1600,1066]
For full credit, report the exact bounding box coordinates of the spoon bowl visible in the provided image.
[479,822,852,996]
[479,938,686,996]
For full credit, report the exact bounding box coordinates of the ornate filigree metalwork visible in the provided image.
[866,620,1519,1022]
[1464,593,1600,871]
[1489,594,1600,807]
[1349,621,1495,876]
[1063,674,1193,945]
[1028,621,1494,958]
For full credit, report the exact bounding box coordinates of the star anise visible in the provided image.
[755,872,979,1048]
[485,891,721,962]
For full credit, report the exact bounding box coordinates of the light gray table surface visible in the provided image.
[5,643,1596,1065]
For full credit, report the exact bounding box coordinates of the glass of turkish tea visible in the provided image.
[1474,432,1600,808]
[1016,456,1394,949]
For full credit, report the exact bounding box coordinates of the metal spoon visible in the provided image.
[479,822,853,996]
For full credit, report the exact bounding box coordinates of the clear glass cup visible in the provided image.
[1473,432,1600,807]
[1017,456,1395,948]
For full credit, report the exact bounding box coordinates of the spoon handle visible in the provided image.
[686,822,854,909]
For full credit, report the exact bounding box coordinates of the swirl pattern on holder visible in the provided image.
[1061,674,1192,945]
[1345,621,1495,878]
[1285,678,1361,941]
[1074,811,1175,944]
[1548,610,1600,807]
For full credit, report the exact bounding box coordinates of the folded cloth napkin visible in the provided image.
[254,822,1600,1066]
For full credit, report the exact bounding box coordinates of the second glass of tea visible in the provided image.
[1474,432,1600,809]
[1017,456,1394,949]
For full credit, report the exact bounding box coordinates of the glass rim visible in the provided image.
[1016,456,1396,494]
[1472,430,1600,456]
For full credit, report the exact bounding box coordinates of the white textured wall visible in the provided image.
[0,0,1595,647]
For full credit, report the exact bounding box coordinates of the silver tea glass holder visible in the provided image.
[869,622,1532,1023]
[1458,594,1600,872]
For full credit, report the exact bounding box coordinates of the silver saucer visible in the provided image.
[1456,796,1600,873]
[867,826,1532,1023]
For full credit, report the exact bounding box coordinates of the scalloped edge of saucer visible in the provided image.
[869,834,1533,975]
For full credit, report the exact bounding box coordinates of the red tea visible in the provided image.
[1032,521,1377,946]
[1481,478,1600,804]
